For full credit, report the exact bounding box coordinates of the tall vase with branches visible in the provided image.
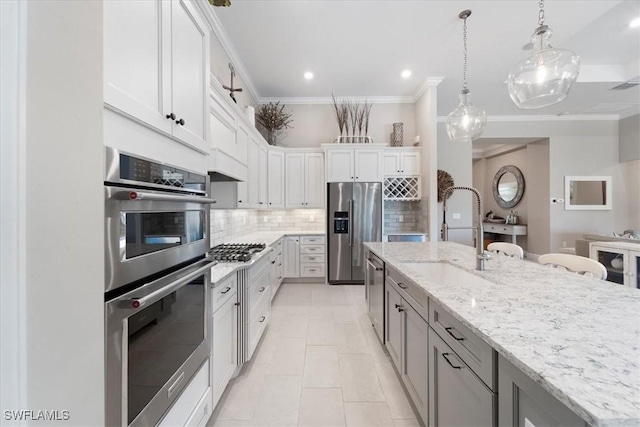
[255,101,293,145]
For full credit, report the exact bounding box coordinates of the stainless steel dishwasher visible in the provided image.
[366,252,385,343]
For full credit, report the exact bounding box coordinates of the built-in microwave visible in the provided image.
[104,147,216,293]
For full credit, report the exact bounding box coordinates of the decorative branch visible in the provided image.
[363,102,373,136]
[349,102,359,140]
[331,93,347,136]
[255,102,293,133]
[208,0,231,6]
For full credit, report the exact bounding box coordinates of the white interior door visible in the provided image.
[267,150,285,209]
[305,153,325,208]
[104,0,172,134]
[170,0,209,153]
[285,153,305,208]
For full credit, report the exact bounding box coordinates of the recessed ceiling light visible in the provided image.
[304,71,314,80]
[630,17,640,28]
[401,70,412,79]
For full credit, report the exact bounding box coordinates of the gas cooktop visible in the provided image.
[208,243,266,263]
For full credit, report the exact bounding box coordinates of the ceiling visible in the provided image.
[215,0,640,117]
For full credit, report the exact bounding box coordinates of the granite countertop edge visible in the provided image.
[364,241,640,427]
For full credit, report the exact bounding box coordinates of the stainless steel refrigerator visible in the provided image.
[327,182,382,284]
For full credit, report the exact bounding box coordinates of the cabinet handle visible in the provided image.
[397,282,408,289]
[234,302,240,306]
[175,118,185,126]
[220,286,231,294]
[278,263,282,266]
[259,287,266,292]
[238,200,242,203]
[259,202,264,205]
[271,261,275,264]
[445,327,465,341]
[394,303,401,309]
[397,307,404,312]
[166,113,176,120]
[259,316,266,323]
[442,353,462,369]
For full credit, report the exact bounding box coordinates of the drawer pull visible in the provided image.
[220,286,231,294]
[397,282,408,289]
[445,327,465,341]
[271,261,275,264]
[309,269,316,272]
[259,287,266,292]
[234,302,240,306]
[397,307,404,312]
[442,353,463,369]
[259,316,266,323]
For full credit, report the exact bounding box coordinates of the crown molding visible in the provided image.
[437,114,621,122]
[619,108,640,120]
[195,3,262,104]
[259,96,416,105]
[413,77,445,101]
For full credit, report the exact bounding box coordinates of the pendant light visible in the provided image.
[507,0,580,109]
[446,10,487,143]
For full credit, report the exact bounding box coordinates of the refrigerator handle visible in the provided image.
[349,199,354,247]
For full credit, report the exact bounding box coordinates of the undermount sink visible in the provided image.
[402,262,494,287]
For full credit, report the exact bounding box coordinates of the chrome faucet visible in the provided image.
[441,186,489,271]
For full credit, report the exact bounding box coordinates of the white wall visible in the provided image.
[437,124,474,245]
[621,159,640,229]
[441,118,626,253]
[0,1,104,424]
[274,103,416,148]
[619,114,640,162]
[473,141,551,254]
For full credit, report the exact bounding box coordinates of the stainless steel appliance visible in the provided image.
[105,258,214,427]
[104,147,217,426]
[104,147,216,293]
[209,243,267,262]
[327,182,382,284]
[366,252,385,343]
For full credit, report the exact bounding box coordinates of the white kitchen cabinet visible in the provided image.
[384,148,421,176]
[211,291,237,408]
[158,360,211,427]
[208,92,248,182]
[104,0,209,154]
[325,146,384,183]
[385,284,403,369]
[590,241,640,288]
[285,151,325,209]
[268,150,285,209]
[248,138,261,208]
[258,144,268,207]
[305,153,325,208]
[283,236,300,278]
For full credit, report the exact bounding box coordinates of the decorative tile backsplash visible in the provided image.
[384,200,425,233]
[210,209,325,246]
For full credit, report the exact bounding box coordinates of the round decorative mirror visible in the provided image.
[492,165,524,209]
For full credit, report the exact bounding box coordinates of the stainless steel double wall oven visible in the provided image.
[104,147,216,426]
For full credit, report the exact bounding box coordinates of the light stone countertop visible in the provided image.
[209,230,325,283]
[365,241,640,427]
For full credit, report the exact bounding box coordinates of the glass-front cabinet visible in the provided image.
[589,241,640,289]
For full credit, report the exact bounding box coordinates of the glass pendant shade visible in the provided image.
[446,90,487,143]
[508,26,580,109]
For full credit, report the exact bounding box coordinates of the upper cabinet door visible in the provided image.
[285,153,305,208]
[384,153,401,176]
[248,138,261,208]
[355,150,383,182]
[305,153,325,208]
[326,150,354,182]
[401,152,421,176]
[258,145,268,206]
[104,0,172,134]
[267,151,285,209]
[170,0,209,153]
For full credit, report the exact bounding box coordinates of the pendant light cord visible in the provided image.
[538,0,545,26]
[463,15,468,91]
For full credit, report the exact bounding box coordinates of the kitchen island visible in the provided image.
[365,241,640,427]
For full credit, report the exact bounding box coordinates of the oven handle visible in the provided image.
[113,190,217,205]
[126,261,214,310]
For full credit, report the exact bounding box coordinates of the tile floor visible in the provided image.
[208,282,420,427]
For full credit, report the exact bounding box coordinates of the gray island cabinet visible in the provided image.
[363,242,622,427]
